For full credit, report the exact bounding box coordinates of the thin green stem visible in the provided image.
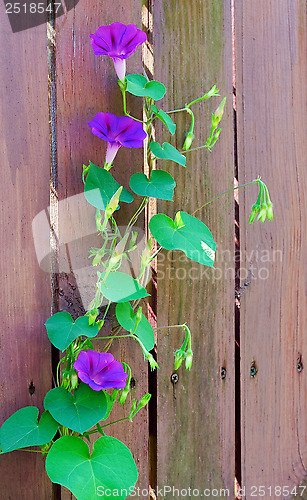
[102,301,111,322]
[165,107,188,114]
[95,334,132,341]
[192,179,259,216]
[100,417,130,429]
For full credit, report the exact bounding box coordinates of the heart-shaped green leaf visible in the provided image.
[115,302,155,351]
[45,312,99,351]
[129,170,176,201]
[84,162,133,210]
[149,211,216,267]
[126,74,166,100]
[44,383,107,434]
[0,407,58,453]
[151,105,176,135]
[45,435,138,500]
[98,271,150,303]
[150,141,186,167]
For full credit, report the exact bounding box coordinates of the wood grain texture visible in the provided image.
[0,12,53,500]
[152,0,235,495]
[55,3,149,498]
[236,0,307,495]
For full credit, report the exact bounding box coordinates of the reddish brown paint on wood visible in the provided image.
[0,14,53,500]
[55,2,149,498]
[236,0,307,494]
[152,0,235,496]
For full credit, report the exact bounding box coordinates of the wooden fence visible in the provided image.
[0,0,306,498]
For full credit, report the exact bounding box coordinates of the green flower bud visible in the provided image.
[182,131,194,151]
[70,370,79,389]
[105,186,122,218]
[129,398,137,419]
[118,386,130,404]
[87,308,99,325]
[174,349,185,370]
[266,201,273,221]
[214,97,226,121]
[136,393,151,411]
[144,351,159,371]
[257,202,267,223]
[185,348,193,371]
[248,204,260,224]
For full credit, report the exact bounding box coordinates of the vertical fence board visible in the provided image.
[55,3,149,498]
[153,0,235,496]
[236,0,307,494]
[0,13,53,500]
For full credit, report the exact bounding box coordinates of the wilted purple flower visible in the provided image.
[90,22,147,81]
[74,350,128,391]
[88,112,147,165]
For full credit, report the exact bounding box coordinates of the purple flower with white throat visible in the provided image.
[90,22,147,82]
[74,350,128,391]
[88,112,147,166]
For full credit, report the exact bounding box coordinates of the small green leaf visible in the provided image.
[84,162,133,210]
[129,170,176,201]
[98,271,150,303]
[116,302,155,351]
[45,312,99,351]
[150,141,186,167]
[149,211,216,267]
[45,435,138,500]
[44,383,107,434]
[126,74,166,100]
[0,408,58,453]
[151,105,176,135]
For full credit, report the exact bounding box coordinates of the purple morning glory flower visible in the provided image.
[74,350,128,391]
[90,22,147,81]
[88,112,147,165]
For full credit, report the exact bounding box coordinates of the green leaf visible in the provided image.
[116,302,155,351]
[129,170,176,201]
[149,211,216,267]
[151,105,176,135]
[149,141,186,167]
[0,408,58,453]
[45,312,99,351]
[45,435,138,500]
[84,162,133,210]
[44,383,107,434]
[98,271,150,303]
[126,74,166,100]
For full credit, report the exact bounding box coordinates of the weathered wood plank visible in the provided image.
[236,0,307,494]
[55,3,149,498]
[0,14,53,500]
[153,0,235,496]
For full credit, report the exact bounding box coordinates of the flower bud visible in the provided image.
[185,348,193,371]
[257,202,267,223]
[118,386,130,404]
[174,349,185,370]
[136,393,151,411]
[105,186,122,218]
[182,131,194,151]
[213,97,226,122]
[70,370,79,389]
[248,203,260,224]
[266,201,273,221]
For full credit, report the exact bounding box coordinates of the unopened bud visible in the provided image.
[185,348,193,371]
[136,393,151,411]
[182,131,194,151]
[174,349,185,370]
